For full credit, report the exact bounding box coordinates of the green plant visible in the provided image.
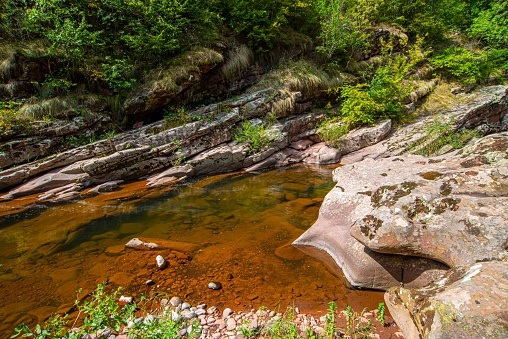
[431,47,495,84]
[377,303,385,327]
[163,106,191,129]
[320,36,429,147]
[325,301,338,338]
[339,306,373,339]
[234,120,276,153]
[264,306,300,339]
[11,283,203,339]
[317,116,349,148]
[170,140,186,167]
[408,118,480,156]
[316,0,381,60]
[0,100,24,132]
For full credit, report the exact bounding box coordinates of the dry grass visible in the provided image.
[145,47,224,92]
[406,79,438,104]
[221,45,254,80]
[0,52,18,83]
[345,55,384,75]
[414,80,465,116]
[248,60,352,98]
[19,97,74,119]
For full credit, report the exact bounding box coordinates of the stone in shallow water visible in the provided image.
[208,281,222,290]
[156,255,166,269]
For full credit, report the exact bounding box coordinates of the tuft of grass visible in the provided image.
[0,51,18,82]
[345,55,384,75]
[234,120,277,153]
[145,47,224,92]
[407,117,480,156]
[222,44,254,80]
[248,60,351,98]
[415,80,466,115]
[406,79,438,104]
[19,97,74,120]
[263,306,301,339]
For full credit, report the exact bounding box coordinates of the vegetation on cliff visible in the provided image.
[0,0,506,153]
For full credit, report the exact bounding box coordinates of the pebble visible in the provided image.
[170,296,182,307]
[144,315,155,324]
[314,326,325,335]
[223,308,233,318]
[197,304,206,309]
[207,306,217,314]
[195,309,206,316]
[160,299,168,306]
[182,310,197,319]
[208,281,222,290]
[119,296,132,304]
[181,302,191,310]
[171,311,181,322]
[212,333,221,339]
[145,280,155,286]
[156,255,166,269]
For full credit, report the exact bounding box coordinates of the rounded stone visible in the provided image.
[170,296,182,307]
[208,281,222,290]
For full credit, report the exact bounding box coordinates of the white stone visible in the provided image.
[223,308,233,318]
[170,296,181,307]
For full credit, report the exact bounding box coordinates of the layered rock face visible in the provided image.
[294,86,508,338]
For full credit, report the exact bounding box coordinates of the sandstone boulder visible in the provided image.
[386,261,508,339]
[349,133,508,268]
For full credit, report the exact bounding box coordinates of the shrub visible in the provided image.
[431,47,493,84]
[234,120,276,153]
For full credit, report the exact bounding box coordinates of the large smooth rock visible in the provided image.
[293,181,448,290]
[296,132,508,290]
[349,133,508,267]
[386,261,508,339]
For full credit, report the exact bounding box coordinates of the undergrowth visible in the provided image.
[12,282,387,339]
[234,120,277,153]
[407,117,480,156]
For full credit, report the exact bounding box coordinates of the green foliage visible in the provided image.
[0,100,24,132]
[317,116,350,148]
[409,118,480,157]
[374,0,465,42]
[340,306,373,339]
[377,303,385,327]
[235,120,276,153]
[316,0,381,59]
[211,0,314,52]
[431,47,496,84]
[264,306,301,339]
[470,1,508,49]
[325,301,337,338]
[11,283,203,339]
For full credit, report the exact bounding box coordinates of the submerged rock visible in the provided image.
[208,281,222,290]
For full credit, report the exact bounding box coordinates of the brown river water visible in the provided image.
[0,164,384,336]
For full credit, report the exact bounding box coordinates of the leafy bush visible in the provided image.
[316,0,381,59]
[235,120,276,153]
[470,1,508,49]
[0,100,24,132]
[431,47,494,84]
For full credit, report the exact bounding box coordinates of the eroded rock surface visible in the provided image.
[386,261,508,339]
[349,133,508,267]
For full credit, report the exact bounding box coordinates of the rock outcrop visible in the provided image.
[0,88,392,201]
[386,261,508,339]
[294,86,508,338]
